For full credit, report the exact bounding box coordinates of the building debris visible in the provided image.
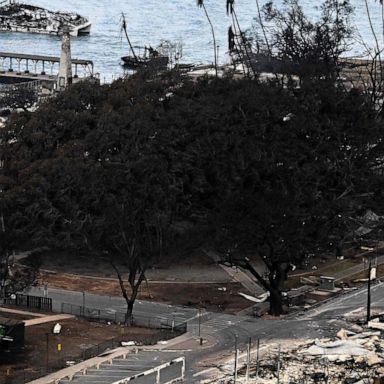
[0,0,91,36]
[236,326,384,383]
[121,341,136,347]
[238,292,269,303]
[369,317,384,331]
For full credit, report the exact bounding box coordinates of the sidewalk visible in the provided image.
[23,313,75,326]
[203,249,265,296]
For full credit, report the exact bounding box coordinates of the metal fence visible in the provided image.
[60,303,187,333]
[4,293,52,311]
[1,336,123,384]
[113,356,185,384]
[0,79,42,91]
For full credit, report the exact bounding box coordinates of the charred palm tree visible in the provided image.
[364,0,384,112]
[228,25,246,75]
[120,13,138,62]
[197,0,218,77]
[379,0,384,43]
[226,0,256,77]
[255,0,271,54]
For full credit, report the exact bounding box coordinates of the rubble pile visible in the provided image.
[247,328,384,383]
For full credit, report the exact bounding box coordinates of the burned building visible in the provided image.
[0,316,25,353]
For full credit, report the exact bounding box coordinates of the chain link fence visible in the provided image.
[60,302,187,333]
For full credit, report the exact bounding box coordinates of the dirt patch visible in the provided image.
[0,315,178,384]
[39,272,251,314]
[27,250,216,278]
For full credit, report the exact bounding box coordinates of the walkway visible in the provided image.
[203,249,265,296]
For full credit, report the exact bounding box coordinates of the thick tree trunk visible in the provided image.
[111,261,145,326]
[124,279,142,325]
[269,287,283,316]
[268,262,290,316]
[125,300,134,325]
[234,256,289,316]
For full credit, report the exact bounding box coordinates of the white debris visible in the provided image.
[157,340,168,345]
[336,328,354,340]
[361,209,381,224]
[361,246,374,251]
[367,354,382,366]
[238,292,269,303]
[121,341,136,347]
[368,320,384,331]
[283,113,294,122]
[371,267,377,280]
[53,323,61,334]
[302,340,370,356]
[218,287,227,292]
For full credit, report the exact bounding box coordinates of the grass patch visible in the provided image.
[314,259,357,276]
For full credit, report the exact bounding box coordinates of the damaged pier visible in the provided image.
[0,51,94,90]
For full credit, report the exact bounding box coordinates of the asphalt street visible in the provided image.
[26,281,384,382]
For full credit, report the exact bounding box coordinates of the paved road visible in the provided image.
[300,280,384,320]
[26,281,384,382]
[27,286,198,324]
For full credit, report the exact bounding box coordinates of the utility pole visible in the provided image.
[246,337,251,382]
[234,334,238,383]
[277,344,281,384]
[367,256,372,324]
[82,291,85,316]
[256,338,260,378]
[198,308,203,345]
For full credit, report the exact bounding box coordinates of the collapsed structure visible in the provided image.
[247,326,384,383]
[0,0,91,36]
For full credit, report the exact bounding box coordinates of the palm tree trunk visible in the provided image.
[202,3,218,77]
[255,0,271,54]
[230,14,247,76]
[232,9,256,77]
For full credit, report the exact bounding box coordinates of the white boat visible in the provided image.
[0,0,91,36]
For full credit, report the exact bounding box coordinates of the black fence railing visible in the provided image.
[60,303,187,333]
[4,293,52,311]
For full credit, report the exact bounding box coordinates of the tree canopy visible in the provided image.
[1,69,383,315]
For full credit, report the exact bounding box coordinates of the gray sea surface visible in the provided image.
[0,0,383,82]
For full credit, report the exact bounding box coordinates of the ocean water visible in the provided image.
[0,0,383,82]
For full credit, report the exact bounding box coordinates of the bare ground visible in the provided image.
[0,310,178,384]
[39,271,252,314]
